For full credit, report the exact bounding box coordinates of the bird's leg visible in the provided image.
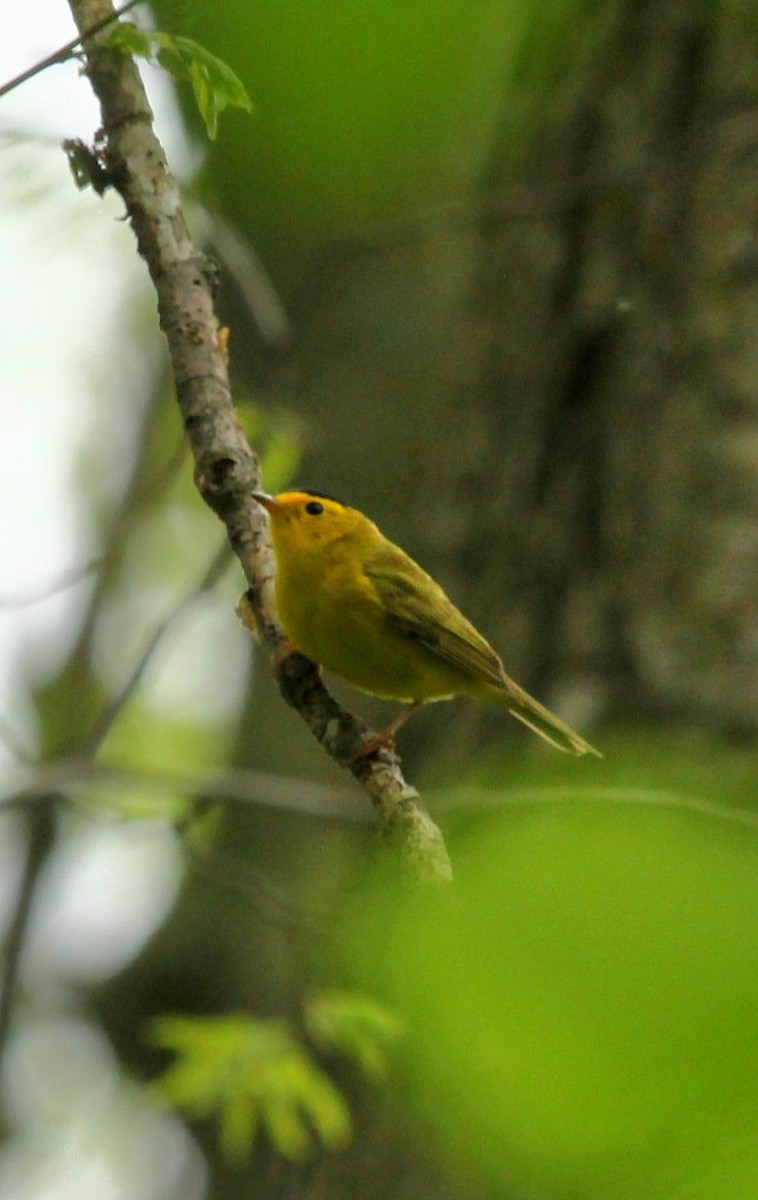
[272,639,299,668]
[355,701,422,758]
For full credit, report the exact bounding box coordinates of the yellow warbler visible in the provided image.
[253,490,600,757]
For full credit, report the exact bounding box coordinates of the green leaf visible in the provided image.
[147,1012,351,1163]
[305,989,404,1079]
[219,1091,258,1161]
[152,32,253,141]
[105,23,253,140]
[105,21,154,59]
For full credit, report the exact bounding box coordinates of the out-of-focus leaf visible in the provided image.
[305,989,404,1079]
[72,778,191,824]
[105,21,154,58]
[97,707,227,776]
[351,789,758,1200]
[235,403,303,493]
[148,1013,351,1162]
[106,23,252,139]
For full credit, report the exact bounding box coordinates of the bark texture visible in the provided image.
[419,0,758,749]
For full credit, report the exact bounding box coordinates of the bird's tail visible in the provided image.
[500,679,601,757]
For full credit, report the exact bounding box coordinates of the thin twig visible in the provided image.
[181,837,328,934]
[0,760,364,822]
[73,434,189,660]
[103,763,758,832]
[0,0,143,100]
[7,757,758,837]
[0,561,98,609]
[80,539,232,757]
[0,800,56,1060]
[79,761,368,822]
[432,783,758,831]
[185,193,293,348]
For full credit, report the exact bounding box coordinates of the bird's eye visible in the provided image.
[305,501,324,516]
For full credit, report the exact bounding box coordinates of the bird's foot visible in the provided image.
[353,701,422,760]
[272,639,299,669]
[354,729,397,759]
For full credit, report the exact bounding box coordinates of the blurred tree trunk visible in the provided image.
[426,0,758,752]
[245,0,758,774]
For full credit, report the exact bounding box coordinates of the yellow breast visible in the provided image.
[274,543,458,702]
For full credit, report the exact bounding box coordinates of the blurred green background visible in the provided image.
[2,0,758,1198]
[352,739,758,1200]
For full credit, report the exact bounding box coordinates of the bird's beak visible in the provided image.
[252,491,278,513]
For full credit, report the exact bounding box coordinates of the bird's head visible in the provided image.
[252,489,368,556]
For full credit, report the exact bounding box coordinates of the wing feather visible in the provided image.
[363,543,601,757]
[363,546,506,690]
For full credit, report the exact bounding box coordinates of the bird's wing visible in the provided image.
[363,545,507,690]
[364,543,601,757]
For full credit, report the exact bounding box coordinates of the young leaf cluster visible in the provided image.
[305,988,405,1079]
[148,991,402,1163]
[106,22,252,139]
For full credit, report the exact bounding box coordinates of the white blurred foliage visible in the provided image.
[0,1016,207,1200]
[87,496,252,724]
[0,6,244,1197]
[26,817,184,983]
[92,583,253,723]
[0,0,214,752]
